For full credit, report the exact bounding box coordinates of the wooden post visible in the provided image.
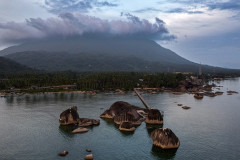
[134,88,151,110]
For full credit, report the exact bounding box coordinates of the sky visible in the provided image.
[0,0,240,69]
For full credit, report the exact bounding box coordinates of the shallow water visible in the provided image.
[0,78,240,160]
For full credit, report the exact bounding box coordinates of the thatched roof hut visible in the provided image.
[151,128,180,149]
[119,122,136,132]
[145,109,163,125]
[59,106,79,125]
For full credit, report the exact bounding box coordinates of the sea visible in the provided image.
[0,78,240,160]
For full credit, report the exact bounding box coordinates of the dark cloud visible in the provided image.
[207,0,240,11]
[44,0,118,13]
[167,8,203,14]
[96,1,118,7]
[0,13,175,44]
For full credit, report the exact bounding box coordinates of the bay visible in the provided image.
[0,78,240,160]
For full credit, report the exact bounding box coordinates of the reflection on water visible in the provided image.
[146,123,164,136]
[58,125,75,138]
[151,145,177,160]
[101,118,135,136]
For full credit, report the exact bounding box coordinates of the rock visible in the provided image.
[119,121,136,132]
[86,149,91,152]
[215,91,224,95]
[194,93,203,99]
[59,106,100,127]
[58,151,68,156]
[177,104,182,106]
[100,101,147,125]
[203,85,212,91]
[78,118,100,127]
[114,113,142,125]
[72,127,88,134]
[59,106,79,125]
[84,154,94,160]
[227,90,238,94]
[145,109,163,125]
[182,106,190,109]
[151,128,180,149]
[204,92,216,97]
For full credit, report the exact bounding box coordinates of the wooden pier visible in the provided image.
[134,88,152,110]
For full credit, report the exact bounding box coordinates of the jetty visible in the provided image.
[134,88,152,110]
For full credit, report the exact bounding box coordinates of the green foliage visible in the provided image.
[0,72,185,91]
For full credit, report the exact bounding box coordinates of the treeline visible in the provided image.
[0,72,185,91]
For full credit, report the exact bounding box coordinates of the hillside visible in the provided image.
[0,57,34,74]
[1,36,238,73]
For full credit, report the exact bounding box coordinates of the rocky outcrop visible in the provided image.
[84,154,94,160]
[100,101,147,125]
[151,128,180,149]
[58,151,68,156]
[215,91,224,95]
[119,122,136,132]
[72,127,88,134]
[59,106,100,127]
[227,90,238,94]
[59,106,79,125]
[194,93,203,99]
[145,109,163,125]
[182,106,190,109]
[204,92,216,97]
[78,118,100,127]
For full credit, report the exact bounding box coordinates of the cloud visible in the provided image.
[134,8,162,13]
[0,12,175,44]
[207,0,240,11]
[167,8,203,14]
[43,0,118,13]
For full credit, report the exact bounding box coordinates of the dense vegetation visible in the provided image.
[0,72,185,92]
[0,57,34,74]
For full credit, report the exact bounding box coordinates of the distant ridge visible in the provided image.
[1,36,239,73]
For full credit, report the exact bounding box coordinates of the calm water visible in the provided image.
[0,78,240,160]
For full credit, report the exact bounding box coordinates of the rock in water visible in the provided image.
[145,109,163,125]
[78,118,100,127]
[100,101,147,125]
[59,106,100,126]
[119,121,136,132]
[194,93,203,99]
[58,151,68,156]
[72,127,88,134]
[182,106,190,110]
[151,128,180,149]
[84,154,94,160]
[59,106,79,125]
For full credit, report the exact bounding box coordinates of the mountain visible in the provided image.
[0,36,238,73]
[0,57,34,74]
